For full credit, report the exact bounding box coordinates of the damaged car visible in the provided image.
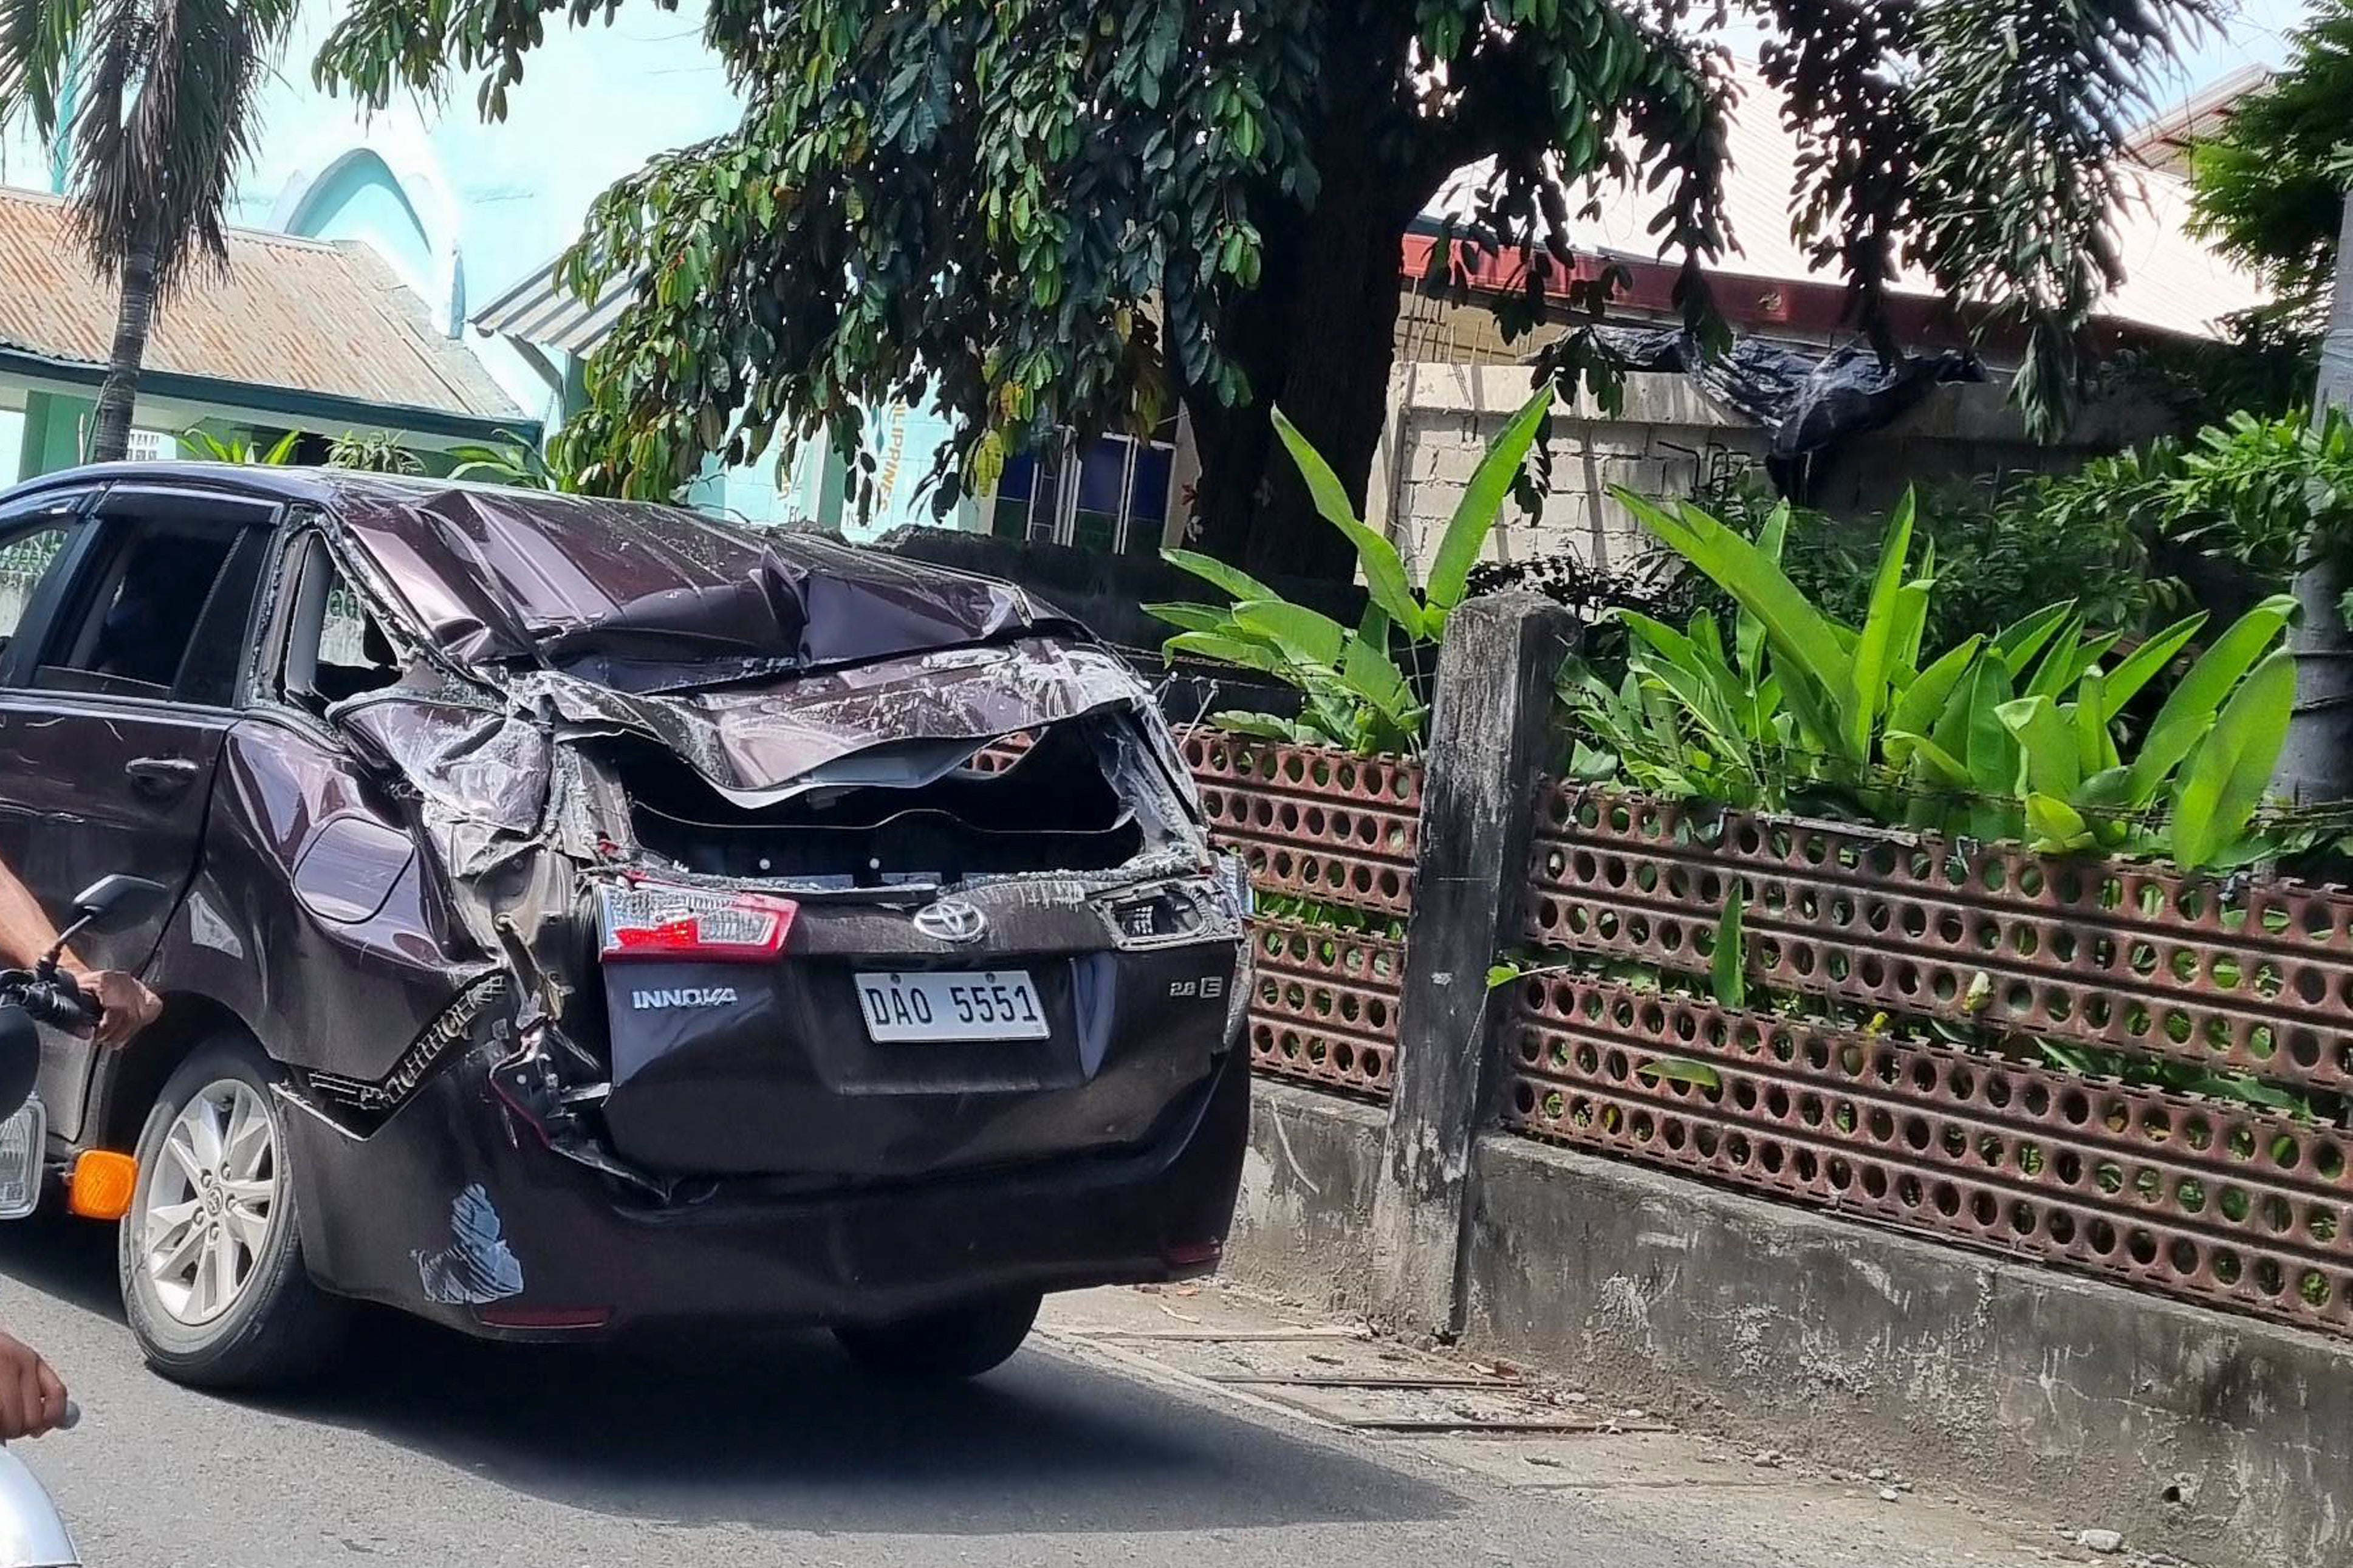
[0,465,1251,1388]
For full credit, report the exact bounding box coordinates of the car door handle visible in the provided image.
[125,756,200,796]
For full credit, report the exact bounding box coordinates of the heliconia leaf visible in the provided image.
[1636,1056,1722,1090]
[1886,728,1971,787]
[1425,385,1550,617]
[1144,601,1235,635]
[1887,637,1984,745]
[1845,488,1916,759]
[1612,487,1850,727]
[1232,598,1347,668]
[1212,711,1314,744]
[1163,548,1279,604]
[2100,611,2208,721]
[2126,595,2297,807]
[1998,694,2081,799]
[1163,631,1294,680]
[2168,648,2295,869]
[2024,792,2095,854]
[1270,406,1422,635]
[1710,888,1745,1010]
[1992,601,2077,679]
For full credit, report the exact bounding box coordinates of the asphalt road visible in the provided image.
[0,1216,2049,1568]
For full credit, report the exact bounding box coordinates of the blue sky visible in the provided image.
[2170,0,2314,91]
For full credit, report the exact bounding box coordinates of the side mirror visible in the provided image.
[67,875,171,937]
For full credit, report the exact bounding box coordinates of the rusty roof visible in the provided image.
[0,188,525,433]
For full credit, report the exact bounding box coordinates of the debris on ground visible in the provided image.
[2075,1529,2125,1555]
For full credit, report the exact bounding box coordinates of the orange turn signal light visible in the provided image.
[67,1151,137,1221]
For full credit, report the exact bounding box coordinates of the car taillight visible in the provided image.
[598,883,797,962]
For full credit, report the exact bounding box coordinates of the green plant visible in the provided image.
[1146,386,1549,754]
[180,427,299,465]
[2159,409,2353,626]
[2188,1,2353,335]
[448,434,562,489]
[316,0,2205,577]
[1684,467,2174,648]
[326,432,422,474]
[1568,489,2301,871]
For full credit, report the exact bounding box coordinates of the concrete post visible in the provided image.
[1368,591,1576,1335]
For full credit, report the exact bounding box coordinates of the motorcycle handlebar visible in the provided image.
[0,972,94,1035]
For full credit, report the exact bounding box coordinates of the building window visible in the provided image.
[991,418,1177,556]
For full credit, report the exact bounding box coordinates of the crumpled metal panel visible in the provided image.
[322,478,1079,683]
[1514,780,2353,1337]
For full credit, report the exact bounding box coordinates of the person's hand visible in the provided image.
[0,1331,66,1441]
[77,970,160,1049]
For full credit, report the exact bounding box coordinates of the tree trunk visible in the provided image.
[2274,197,2353,804]
[87,227,161,465]
[1184,146,1423,584]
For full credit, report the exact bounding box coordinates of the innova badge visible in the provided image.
[913,897,988,943]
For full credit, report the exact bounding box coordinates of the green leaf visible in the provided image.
[1425,385,1550,620]
[1992,601,2076,679]
[2169,647,2295,869]
[1163,631,1294,680]
[2100,611,2208,721]
[1844,488,1916,758]
[1162,549,1279,605]
[1613,488,1851,723]
[1232,598,1347,668]
[1487,962,1524,991]
[1636,1057,1722,1090]
[1210,711,1312,743]
[1143,601,1235,635]
[2126,594,2296,806]
[2024,792,2095,852]
[1711,889,1746,1010]
[1999,694,2082,799]
[1888,637,1985,742]
[1270,406,1422,634]
[1886,729,1972,787]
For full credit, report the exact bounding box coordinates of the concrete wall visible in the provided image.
[1226,1083,1385,1317]
[1369,361,2168,578]
[1223,1084,2353,1568]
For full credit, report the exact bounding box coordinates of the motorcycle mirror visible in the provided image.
[0,1008,38,1121]
[66,875,170,936]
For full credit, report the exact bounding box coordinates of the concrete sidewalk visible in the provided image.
[1042,1281,2184,1568]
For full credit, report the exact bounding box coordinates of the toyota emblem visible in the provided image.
[913,897,988,943]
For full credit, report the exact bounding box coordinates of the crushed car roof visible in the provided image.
[31,465,1084,688]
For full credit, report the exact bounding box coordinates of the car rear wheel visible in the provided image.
[832,1290,1043,1380]
[118,1036,348,1390]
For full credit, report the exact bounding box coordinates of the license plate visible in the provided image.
[855,970,1049,1042]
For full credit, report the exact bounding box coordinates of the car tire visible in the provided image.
[832,1290,1043,1380]
[118,1036,349,1390]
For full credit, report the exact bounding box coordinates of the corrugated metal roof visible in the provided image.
[470,256,635,357]
[1428,58,2267,342]
[0,187,522,423]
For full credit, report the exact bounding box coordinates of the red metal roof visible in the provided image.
[0,188,520,424]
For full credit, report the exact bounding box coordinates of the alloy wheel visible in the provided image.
[141,1080,280,1326]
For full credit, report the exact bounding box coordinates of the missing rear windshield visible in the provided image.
[611,721,1146,886]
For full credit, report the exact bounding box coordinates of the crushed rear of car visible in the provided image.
[166,478,1250,1378]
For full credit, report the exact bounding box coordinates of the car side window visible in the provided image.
[279,535,401,716]
[33,516,264,703]
[0,521,78,667]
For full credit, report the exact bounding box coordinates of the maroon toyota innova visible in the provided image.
[0,465,1250,1388]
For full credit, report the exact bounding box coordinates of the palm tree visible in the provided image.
[0,0,300,462]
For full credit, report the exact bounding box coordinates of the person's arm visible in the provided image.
[0,859,159,1048]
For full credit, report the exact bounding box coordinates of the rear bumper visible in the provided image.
[279,1039,1250,1340]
